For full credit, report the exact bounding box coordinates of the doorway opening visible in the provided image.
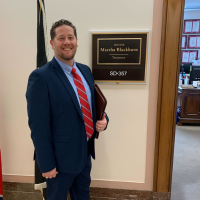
[171,1,200,199]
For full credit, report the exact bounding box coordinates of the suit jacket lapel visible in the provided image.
[51,58,84,121]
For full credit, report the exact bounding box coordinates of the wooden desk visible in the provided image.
[177,87,200,125]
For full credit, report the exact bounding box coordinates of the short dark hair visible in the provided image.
[50,19,77,40]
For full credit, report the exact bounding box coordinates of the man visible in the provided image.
[26,19,109,200]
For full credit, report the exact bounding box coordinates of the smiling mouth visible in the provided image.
[63,48,72,51]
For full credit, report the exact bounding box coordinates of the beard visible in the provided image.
[59,52,75,61]
[54,47,77,61]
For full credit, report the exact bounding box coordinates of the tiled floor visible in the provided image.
[3,182,170,200]
[3,182,43,200]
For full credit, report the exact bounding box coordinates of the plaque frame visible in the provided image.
[188,35,200,48]
[90,31,150,84]
[183,19,200,34]
[181,50,198,63]
[181,35,187,49]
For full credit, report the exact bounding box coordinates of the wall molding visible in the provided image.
[153,0,185,193]
[3,174,150,190]
[3,174,34,183]
[91,180,149,190]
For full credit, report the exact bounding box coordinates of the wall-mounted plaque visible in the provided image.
[181,50,198,63]
[90,31,149,83]
[181,35,187,49]
[183,20,200,34]
[188,35,200,48]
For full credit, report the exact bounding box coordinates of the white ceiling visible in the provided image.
[185,0,200,9]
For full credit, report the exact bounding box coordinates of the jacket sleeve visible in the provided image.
[26,71,56,173]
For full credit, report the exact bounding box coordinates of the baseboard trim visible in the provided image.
[3,174,34,183]
[2,175,150,190]
[91,180,149,190]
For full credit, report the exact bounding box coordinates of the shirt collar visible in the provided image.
[54,56,76,74]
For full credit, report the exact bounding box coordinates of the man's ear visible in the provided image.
[50,40,54,49]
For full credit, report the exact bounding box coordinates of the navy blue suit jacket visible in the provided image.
[26,58,108,174]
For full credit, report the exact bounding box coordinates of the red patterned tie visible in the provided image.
[71,68,94,138]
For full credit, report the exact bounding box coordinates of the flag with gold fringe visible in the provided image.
[35,0,49,199]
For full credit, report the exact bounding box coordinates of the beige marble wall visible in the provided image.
[0,0,163,191]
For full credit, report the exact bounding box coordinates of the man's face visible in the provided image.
[50,25,78,64]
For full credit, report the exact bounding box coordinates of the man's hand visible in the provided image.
[96,113,107,132]
[42,168,58,179]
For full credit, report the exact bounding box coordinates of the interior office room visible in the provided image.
[0,0,191,200]
[171,1,200,200]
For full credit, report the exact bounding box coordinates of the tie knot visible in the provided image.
[71,68,76,75]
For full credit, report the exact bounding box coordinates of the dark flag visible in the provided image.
[37,0,48,68]
[35,0,49,199]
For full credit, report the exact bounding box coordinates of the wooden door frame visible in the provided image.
[153,0,185,193]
